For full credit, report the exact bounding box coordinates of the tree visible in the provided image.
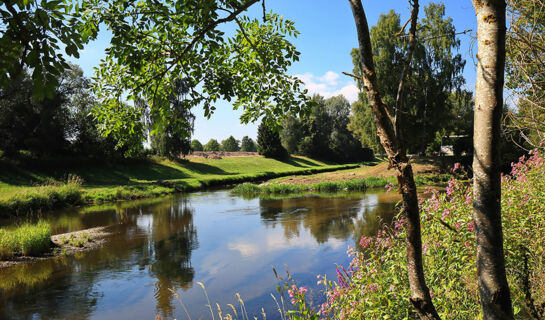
[471,1,514,319]
[280,116,303,154]
[240,136,257,152]
[190,140,203,152]
[0,0,92,99]
[203,139,220,152]
[147,78,195,158]
[505,0,545,150]
[298,95,332,159]
[0,71,70,156]
[221,136,240,152]
[348,95,383,154]
[347,0,441,318]
[348,5,467,155]
[325,95,365,162]
[79,0,309,151]
[257,120,288,159]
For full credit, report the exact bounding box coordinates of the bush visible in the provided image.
[0,221,51,259]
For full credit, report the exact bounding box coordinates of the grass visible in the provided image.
[231,176,392,194]
[0,155,358,217]
[0,220,51,259]
[231,174,453,195]
[0,176,83,217]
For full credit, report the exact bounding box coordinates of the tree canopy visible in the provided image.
[348,4,467,155]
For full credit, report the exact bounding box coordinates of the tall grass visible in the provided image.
[231,174,453,196]
[0,175,84,217]
[0,220,51,259]
[231,176,394,195]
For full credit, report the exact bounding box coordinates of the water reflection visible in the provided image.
[0,190,399,320]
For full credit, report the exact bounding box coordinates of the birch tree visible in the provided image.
[471,1,514,319]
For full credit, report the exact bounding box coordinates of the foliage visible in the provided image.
[257,120,289,160]
[0,71,71,156]
[0,0,93,99]
[240,136,257,152]
[81,0,309,149]
[0,64,133,158]
[280,95,369,162]
[221,136,240,152]
[349,4,468,155]
[148,78,196,158]
[290,150,545,319]
[505,0,545,150]
[190,140,204,152]
[0,220,51,259]
[203,139,221,152]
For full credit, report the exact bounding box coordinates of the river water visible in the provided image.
[0,190,400,320]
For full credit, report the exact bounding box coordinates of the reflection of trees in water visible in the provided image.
[148,198,198,319]
[0,196,198,320]
[259,193,398,244]
[352,200,398,246]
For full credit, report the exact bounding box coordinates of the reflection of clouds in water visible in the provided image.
[355,193,379,221]
[136,214,153,233]
[227,242,259,257]
[227,227,343,259]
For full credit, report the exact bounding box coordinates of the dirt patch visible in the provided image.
[266,159,443,185]
[0,226,111,268]
[184,151,260,159]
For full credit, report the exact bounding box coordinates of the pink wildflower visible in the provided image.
[360,236,372,248]
[467,220,475,232]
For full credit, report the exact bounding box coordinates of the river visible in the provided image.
[0,189,400,320]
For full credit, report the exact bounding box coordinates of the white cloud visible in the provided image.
[227,242,259,257]
[294,71,359,103]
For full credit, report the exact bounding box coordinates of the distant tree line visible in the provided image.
[190,136,257,153]
[278,95,373,162]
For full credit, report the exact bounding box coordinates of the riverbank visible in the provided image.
[0,155,361,217]
[232,158,451,195]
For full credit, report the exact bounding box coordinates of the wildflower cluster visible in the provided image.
[315,150,545,319]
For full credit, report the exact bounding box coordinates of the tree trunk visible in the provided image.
[347,1,440,319]
[471,1,514,319]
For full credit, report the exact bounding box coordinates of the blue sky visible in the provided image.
[70,1,478,143]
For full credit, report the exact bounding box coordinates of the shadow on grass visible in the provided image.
[178,160,234,175]
[279,156,331,168]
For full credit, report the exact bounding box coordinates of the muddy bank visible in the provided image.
[0,226,111,268]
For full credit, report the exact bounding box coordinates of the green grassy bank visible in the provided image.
[0,155,358,217]
[231,173,453,195]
